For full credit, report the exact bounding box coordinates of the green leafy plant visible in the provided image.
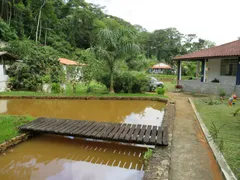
[219,88,226,97]
[51,83,61,93]
[143,148,153,166]
[155,87,166,95]
[87,80,108,94]
[232,108,240,116]
[209,122,225,151]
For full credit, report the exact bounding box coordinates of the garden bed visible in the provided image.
[194,98,240,179]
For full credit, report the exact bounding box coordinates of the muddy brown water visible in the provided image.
[0,99,165,125]
[0,99,165,180]
[0,135,146,180]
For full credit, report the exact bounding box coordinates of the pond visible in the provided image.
[0,99,166,180]
[0,135,146,180]
[0,99,165,126]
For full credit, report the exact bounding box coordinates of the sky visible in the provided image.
[86,0,240,45]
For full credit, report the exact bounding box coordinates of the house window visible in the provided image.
[220,59,238,76]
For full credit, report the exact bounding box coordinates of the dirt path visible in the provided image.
[168,93,224,180]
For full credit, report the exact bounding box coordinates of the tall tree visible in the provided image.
[93,28,139,92]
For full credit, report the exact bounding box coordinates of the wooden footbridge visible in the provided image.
[19,117,168,146]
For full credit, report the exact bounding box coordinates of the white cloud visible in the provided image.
[86,0,240,45]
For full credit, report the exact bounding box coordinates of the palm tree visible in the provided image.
[92,28,139,93]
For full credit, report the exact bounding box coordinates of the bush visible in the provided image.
[51,83,61,93]
[113,71,149,93]
[87,81,108,94]
[156,87,166,95]
[219,88,226,97]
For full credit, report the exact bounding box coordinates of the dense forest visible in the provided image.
[0,0,215,92]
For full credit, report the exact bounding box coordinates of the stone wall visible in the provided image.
[180,80,240,96]
[0,133,30,154]
[143,102,175,180]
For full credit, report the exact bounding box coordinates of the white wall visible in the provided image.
[0,65,8,92]
[207,59,236,85]
[180,80,239,96]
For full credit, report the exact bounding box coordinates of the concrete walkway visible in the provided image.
[168,93,224,180]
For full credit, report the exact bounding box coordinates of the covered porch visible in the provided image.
[174,40,240,96]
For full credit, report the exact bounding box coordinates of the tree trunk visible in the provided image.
[35,0,46,42]
[44,28,47,45]
[109,70,114,93]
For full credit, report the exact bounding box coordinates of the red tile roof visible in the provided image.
[152,63,171,69]
[174,40,240,60]
[59,58,87,66]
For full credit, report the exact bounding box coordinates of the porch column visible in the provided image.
[201,59,206,82]
[236,57,240,85]
[177,60,182,84]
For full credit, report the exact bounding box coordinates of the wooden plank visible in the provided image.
[69,120,88,134]
[23,118,47,130]
[31,118,56,130]
[44,119,65,132]
[106,124,122,139]
[59,120,80,134]
[131,125,141,141]
[85,123,102,136]
[150,126,158,144]
[54,119,74,133]
[19,117,168,146]
[91,123,107,137]
[72,121,89,135]
[162,127,168,146]
[156,127,163,145]
[96,124,113,138]
[80,122,97,135]
[137,125,147,143]
[143,125,152,144]
[125,124,136,141]
[19,117,43,129]
[113,124,127,140]
[119,124,131,140]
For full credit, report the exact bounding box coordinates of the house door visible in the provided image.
[236,59,240,85]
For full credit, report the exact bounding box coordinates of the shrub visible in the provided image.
[156,87,166,95]
[113,71,149,93]
[219,88,226,97]
[51,83,61,93]
[87,80,108,94]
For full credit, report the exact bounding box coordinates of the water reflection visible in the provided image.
[0,100,8,113]
[0,135,146,180]
[0,99,165,125]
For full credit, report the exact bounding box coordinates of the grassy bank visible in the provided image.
[194,98,240,179]
[0,115,34,144]
[0,91,168,98]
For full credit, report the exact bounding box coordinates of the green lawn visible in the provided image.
[0,115,34,144]
[194,98,240,179]
[0,83,169,98]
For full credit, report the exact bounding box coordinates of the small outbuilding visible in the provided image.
[174,40,240,96]
[150,63,172,74]
[58,58,87,81]
[0,51,18,92]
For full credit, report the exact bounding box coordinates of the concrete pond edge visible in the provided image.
[0,133,31,154]
[188,98,237,180]
[143,101,175,180]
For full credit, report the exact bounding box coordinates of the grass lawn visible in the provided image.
[0,115,34,144]
[0,83,169,98]
[194,98,240,179]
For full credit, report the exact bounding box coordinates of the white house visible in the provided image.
[59,58,87,81]
[174,40,240,96]
[0,52,18,92]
